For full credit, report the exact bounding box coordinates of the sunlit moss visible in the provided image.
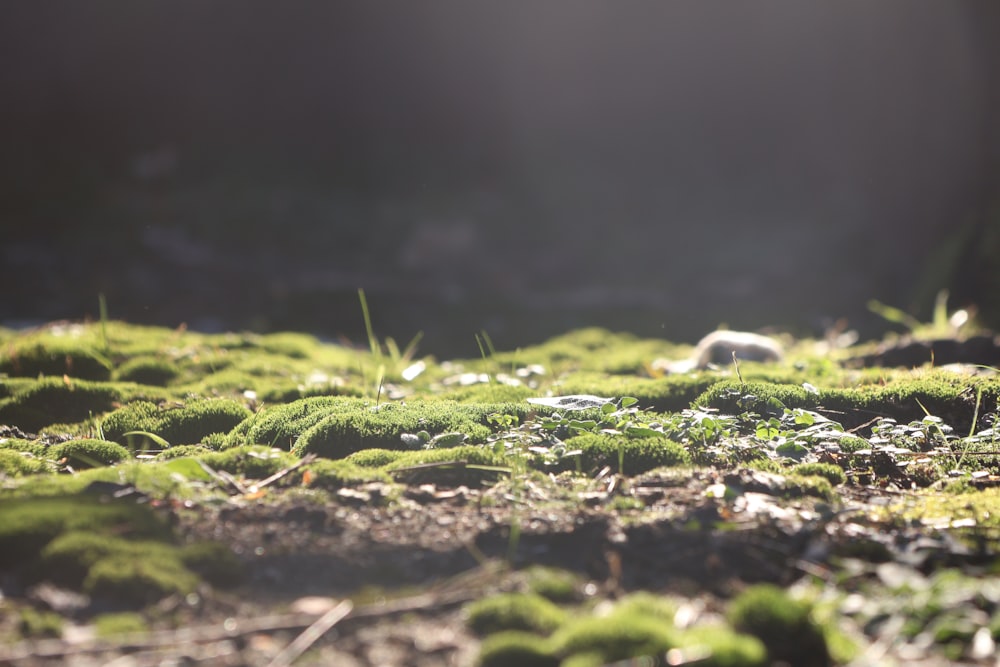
[476,631,558,667]
[0,378,123,433]
[94,612,148,638]
[563,433,690,475]
[726,584,829,667]
[465,592,569,636]
[0,449,51,476]
[102,398,250,447]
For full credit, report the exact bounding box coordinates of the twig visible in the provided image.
[267,599,353,667]
[251,453,317,492]
[0,585,479,663]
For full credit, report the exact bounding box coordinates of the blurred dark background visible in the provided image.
[2,2,999,356]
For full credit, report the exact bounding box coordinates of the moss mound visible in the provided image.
[0,340,112,381]
[476,631,559,667]
[466,592,569,636]
[550,613,676,663]
[49,438,131,469]
[114,356,181,386]
[0,449,50,476]
[727,584,830,667]
[102,399,251,448]
[563,432,690,475]
[289,400,526,459]
[0,378,123,432]
[199,445,297,479]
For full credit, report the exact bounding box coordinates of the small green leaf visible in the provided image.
[123,431,171,449]
[776,442,809,459]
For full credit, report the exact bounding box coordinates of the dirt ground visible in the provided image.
[2,463,994,667]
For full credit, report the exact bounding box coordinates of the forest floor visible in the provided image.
[1,320,999,666]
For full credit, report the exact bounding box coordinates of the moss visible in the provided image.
[0,377,38,399]
[886,487,1000,534]
[697,376,1000,435]
[18,607,64,638]
[156,399,252,446]
[792,462,847,486]
[0,378,123,432]
[304,458,393,489]
[522,566,582,603]
[0,339,112,381]
[0,495,172,570]
[154,444,212,460]
[114,356,181,386]
[489,327,682,375]
[550,613,676,663]
[437,383,537,404]
[476,631,559,667]
[225,396,356,449]
[94,612,149,638]
[558,654,604,667]
[386,445,511,485]
[726,585,829,667]
[779,474,836,502]
[199,445,297,479]
[0,449,50,476]
[556,371,720,413]
[465,592,569,636]
[563,433,690,475]
[677,625,767,667]
[613,592,679,623]
[694,381,812,415]
[291,400,513,459]
[38,531,157,588]
[345,448,407,467]
[102,399,250,447]
[50,438,131,469]
[84,554,198,606]
[257,331,323,359]
[0,438,47,455]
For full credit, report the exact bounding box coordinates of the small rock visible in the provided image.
[653,330,784,373]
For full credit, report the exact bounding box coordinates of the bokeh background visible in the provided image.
[3,2,999,356]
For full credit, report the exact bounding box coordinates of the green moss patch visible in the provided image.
[476,631,559,667]
[550,613,676,663]
[466,592,569,636]
[0,378,123,433]
[0,449,50,476]
[102,398,251,448]
[0,339,112,381]
[289,400,527,459]
[563,433,690,475]
[727,584,829,667]
[114,356,181,386]
[697,375,1000,435]
[0,494,234,608]
[50,438,131,469]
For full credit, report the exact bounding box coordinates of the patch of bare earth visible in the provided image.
[5,465,986,666]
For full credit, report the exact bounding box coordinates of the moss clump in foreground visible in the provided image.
[0,449,50,476]
[0,494,228,607]
[476,631,559,667]
[465,592,569,636]
[726,584,830,667]
[49,438,131,469]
